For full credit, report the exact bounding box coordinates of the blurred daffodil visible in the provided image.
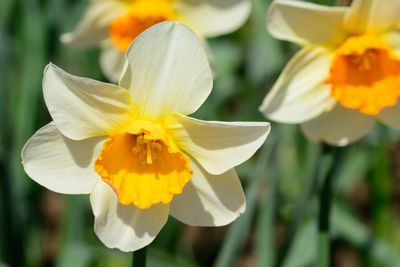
[22,22,270,252]
[61,0,251,81]
[260,0,400,146]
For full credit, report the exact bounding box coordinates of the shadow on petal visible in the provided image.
[64,135,106,168]
[170,159,245,227]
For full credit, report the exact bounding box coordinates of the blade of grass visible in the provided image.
[317,146,344,267]
[5,0,47,265]
[276,143,321,266]
[214,133,276,267]
[282,220,317,267]
[255,162,278,267]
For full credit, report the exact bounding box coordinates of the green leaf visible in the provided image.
[57,243,93,267]
[282,220,317,267]
[214,136,276,267]
[255,168,278,267]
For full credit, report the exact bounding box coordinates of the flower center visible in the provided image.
[109,0,176,52]
[132,133,163,164]
[327,34,400,115]
[94,125,192,209]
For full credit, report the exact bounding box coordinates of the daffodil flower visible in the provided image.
[22,22,270,252]
[61,0,251,81]
[260,0,400,146]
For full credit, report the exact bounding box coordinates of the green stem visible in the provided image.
[132,247,147,267]
[317,145,343,267]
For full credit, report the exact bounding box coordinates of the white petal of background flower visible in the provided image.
[377,103,400,131]
[90,181,170,252]
[167,113,270,175]
[175,0,251,38]
[344,0,400,34]
[21,122,105,194]
[119,21,213,120]
[382,31,400,57]
[301,105,375,146]
[267,0,348,46]
[170,159,245,227]
[260,47,336,124]
[100,40,126,83]
[43,63,131,140]
[60,0,126,48]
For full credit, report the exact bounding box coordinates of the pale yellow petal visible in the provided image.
[21,122,105,194]
[175,0,251,37]
[90,181,169,252]
[43,63,131,140]
[383,30,400,57]
[167,113,270,175]
[61,0,126,48]
[344,0,400,34]
[267,0,348,46]
[119,22,213,120]
[100,40,126,83]
[260,47,336,123]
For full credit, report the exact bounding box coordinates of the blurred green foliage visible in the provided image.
[2,0,400,266]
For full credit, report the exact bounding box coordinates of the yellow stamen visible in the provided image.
[146,141,152,164]
[327,34,400,115]
[95,127,192,209]
[109,0,176,52]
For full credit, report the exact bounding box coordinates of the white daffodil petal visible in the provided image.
[21,122,105,194]
[344,0,400,34]
[100,40,126,83]
[301,105,375,146]
[90,181,169,252]
[119,21,213,119]
[170,159,245,227]
[43,63,131,140]
[383,31,400,57]
[377,103,400,130]
[175,0,251,38]
[167,113,270,175]
[259,47,336,124]
[61,0,126,48]
[267,0,348,46]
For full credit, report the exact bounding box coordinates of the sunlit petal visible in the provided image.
[344,0,400,34]
[167,113,270,175]
[119,21,213,120]
[21,122,105,194]
[260,47,336,123]
[267,0,348,46]
[43,63,131,140]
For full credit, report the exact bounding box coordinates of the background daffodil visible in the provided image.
[260,0,400,146]
[61,0,251,82]
[21,22,270,252]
